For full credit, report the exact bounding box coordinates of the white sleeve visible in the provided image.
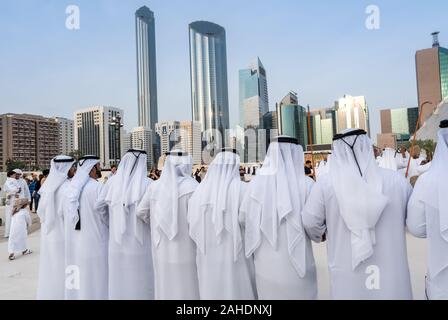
[302,179,327,243]
[406,181,427,238]
[136,187,151,224]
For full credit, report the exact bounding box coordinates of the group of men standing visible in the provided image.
[34,120,448,300]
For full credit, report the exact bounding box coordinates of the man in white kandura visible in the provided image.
[137,150,199,300]
[12,169,31,201]
[96,149,154,300]
[378,148,398,171]
[64,155,108,300]
[188,149,256,300]
[407,120,448,299]
[37,155,76,299]
[240,136,317,299]
[302,129,413,299]
[3,171,20,238]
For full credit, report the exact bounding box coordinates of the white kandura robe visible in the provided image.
[241,178,317,300]
[8,208,31,254]
[137,181,199,300]
[189,182,257,300]
[407,128,448,299]
[99,182,154,300]
[64,178,108,300]
[37,181,70,300]
[3,178,19,237]
[302,170,413,299]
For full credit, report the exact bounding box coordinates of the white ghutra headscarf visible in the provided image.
[188,150,242,261]
[412,121,448,277]
[378,148,398,171]
[240,136,309,277]
[37,155,75,234]
[99,149,149,244]
[150,151,197,247]
[65,155,100,229]
[330,129,388,270]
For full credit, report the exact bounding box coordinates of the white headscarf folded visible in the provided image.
[240,138,308,277]
[378,148,398,171]
[188,150,242,261]
[150,151,197,247]
[413,126,448,277]
[330,129,388,270]
[37,155,75,234]
[65,156,100,229]
[101,149,149,244]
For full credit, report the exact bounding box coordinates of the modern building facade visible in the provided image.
[130,126,154,169]
[74,106,124,169]
[239,57,269,129]
[135,6,158,129]
[0,113,59,171]
[155,121,180,156]
[277,92,308,148]
[335,95,370,136]
[178,120,202,164]
[377,107,419,148]
[53,117,74,155]
[189,21,229,144]
[416,32,448,121]
[309,108,337,150]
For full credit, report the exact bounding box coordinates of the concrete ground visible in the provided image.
[0,206,428,300]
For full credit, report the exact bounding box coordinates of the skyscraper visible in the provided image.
[135,6,158,129]
[377,107,419,148]
[335,95,370,136]
[53,117,74,155]
[189,21,229,144]
[74,106,123,169]
[277,92,308,148]
[239,57,269,129]
[416,32,448,120]
[309,108,337,150]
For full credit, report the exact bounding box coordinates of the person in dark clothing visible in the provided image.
[304,160,315,179]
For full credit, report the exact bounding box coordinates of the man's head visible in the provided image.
[399,146,407,153]
[12,169,23,180]
[305,160,312,168]
[110,165,117,175]
[89,163,102,179]
[42,169,50,177]
[7,170,15,178]
[411,145,421,159]
[68,164,77,179]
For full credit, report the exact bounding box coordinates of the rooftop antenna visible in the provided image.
[432,31,440,48]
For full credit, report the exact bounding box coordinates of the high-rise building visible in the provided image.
[178,121,202,164]
[130,126,153,169]
[121,130,132,157]
[239,57,269,129]
[189,21,229,144]
[335,95,370,135]
[135,6,158,129]
[277,92,308,148]
[0,113,59,171]
[416,32,448,120]
[377,107,419,148]
[309,108,337,150]
[155,121,180,156]
[155,120,203,165]
[53,117,74,155]
[74,106,123,169]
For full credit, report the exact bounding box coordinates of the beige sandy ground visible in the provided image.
[0,206,428,300]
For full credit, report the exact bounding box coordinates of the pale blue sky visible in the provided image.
[0,0,447,141]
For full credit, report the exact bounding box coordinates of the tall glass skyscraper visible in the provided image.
[189,21,229,143]
[239,57,269,129]
[277,92,308,148]
[135,6,158,129]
